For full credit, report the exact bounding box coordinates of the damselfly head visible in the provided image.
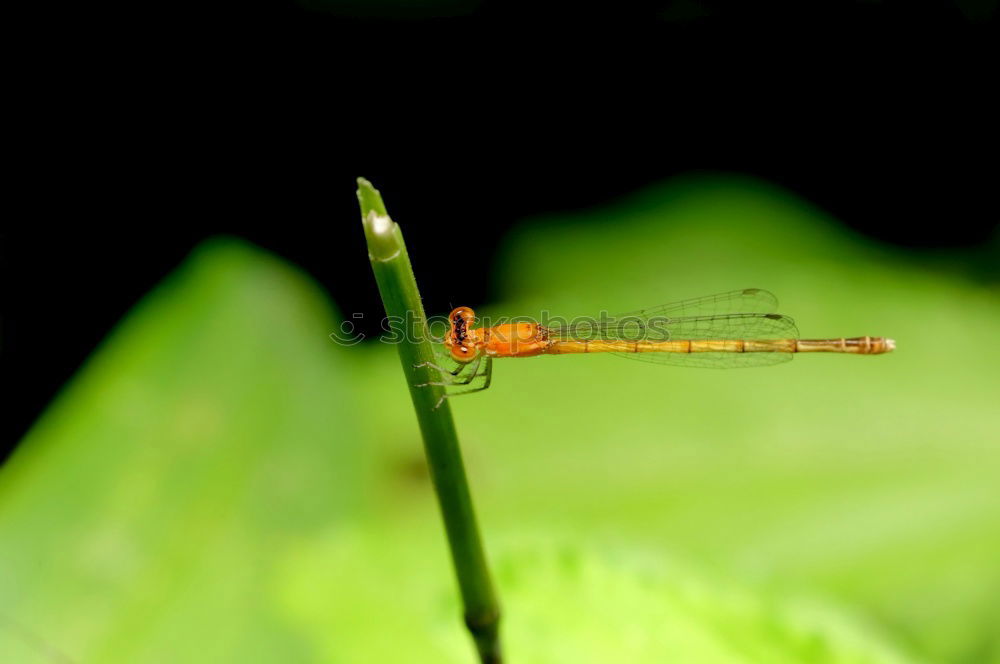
[445,306,479,363]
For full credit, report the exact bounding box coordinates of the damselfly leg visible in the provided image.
[416,353,494,408]
[445,356,493,396]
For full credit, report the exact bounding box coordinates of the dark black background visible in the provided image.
[3,0,997,459]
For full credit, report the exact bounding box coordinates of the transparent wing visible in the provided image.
[611,311,798,368]
[619,288,779,318]
[639,311,799,341]
[547,288,798,369]
[547,288,791,342]
[612,349,795,368]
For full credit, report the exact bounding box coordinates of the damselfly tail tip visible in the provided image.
[885,338,896,352]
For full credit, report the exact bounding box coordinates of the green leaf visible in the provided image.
[0,238,364,663]
[278,532,921,664]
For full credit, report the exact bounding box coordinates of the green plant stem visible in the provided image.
[356,177,502,664]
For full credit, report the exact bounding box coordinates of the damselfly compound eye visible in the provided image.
[449,307,475,326]
[450,344,478,363]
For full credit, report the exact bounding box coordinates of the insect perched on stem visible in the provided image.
[417,288,894,408]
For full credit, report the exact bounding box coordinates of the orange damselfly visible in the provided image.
[418,288,894,407]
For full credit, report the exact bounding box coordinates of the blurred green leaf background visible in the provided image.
[2,175,998,663]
